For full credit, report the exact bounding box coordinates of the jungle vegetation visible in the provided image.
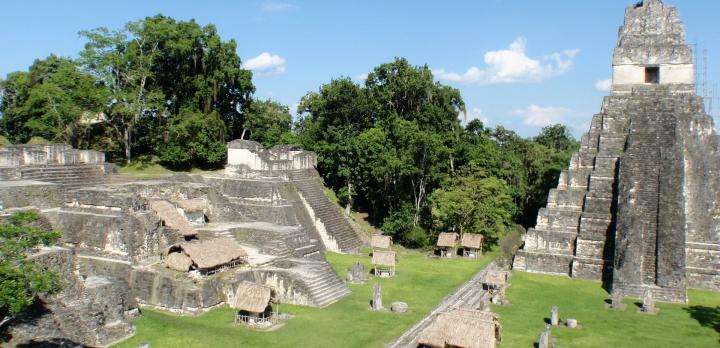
[0,15,578,248]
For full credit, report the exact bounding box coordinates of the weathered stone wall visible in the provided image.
[0,181,65,209]
[6,247,137,347]
[514,0,720,301]
[225,140,316,177]
[0,144,105,167]
[613,88,693,302]
[44,209,172,262]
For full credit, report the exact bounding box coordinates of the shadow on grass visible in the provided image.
[684,305,720,333]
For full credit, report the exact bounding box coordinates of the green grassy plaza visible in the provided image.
[115,249,493,348]
[115,249,719,348]
[493,272,720,347]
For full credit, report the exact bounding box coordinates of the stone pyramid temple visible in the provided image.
[513,0,720,302]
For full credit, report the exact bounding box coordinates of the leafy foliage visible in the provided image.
[298,58,578,247]
[0,55,108,145]
[243,99,294,148]
[1,15,263,168]
[0,211,62,323]
[0,16,579,249]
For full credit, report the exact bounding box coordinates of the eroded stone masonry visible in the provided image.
[1,141,364,346]
[514,0,720,302]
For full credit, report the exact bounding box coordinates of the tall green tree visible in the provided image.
[243,99,294,148]
[0,55,108,145]
[79,25,164,163]
[0,211,62,327]
[430,167,515,243]
[78,15,255,164]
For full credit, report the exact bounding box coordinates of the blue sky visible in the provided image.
[1,0,719,137]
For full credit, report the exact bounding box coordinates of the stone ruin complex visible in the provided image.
[514,0,720,302]
[1,140,365,346]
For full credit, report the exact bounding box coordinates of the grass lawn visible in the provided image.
[116,161,221,180]
[493,271,720,347]
[114,248,495,348]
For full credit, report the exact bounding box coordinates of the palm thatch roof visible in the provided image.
[372,250,396,267]
[371,235,392,249]
[176,198,207,213]
[437,232,459,247]
[230,282,272,313]
[165,252,193,272]
[418,309,500,348]
[178,238,247,270]
[483,271,510,287]
[461,234,484,249]
[148,200,197,237]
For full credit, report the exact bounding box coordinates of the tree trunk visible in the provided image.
[124,128,131,163]
[240,128,247,140]
[345,179,352,217]
[412,177,426,226]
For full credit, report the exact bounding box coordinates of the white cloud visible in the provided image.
[261,2,296,12]
[433,37,579,85]
[353,73,368,81]
[459,107,489,124]
[595,78,612,92]
[512,104,571,126]
[243,52,287,76]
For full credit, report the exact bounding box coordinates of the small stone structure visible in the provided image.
[482,271,510,304]
[436,232,458,258]
[371,234,392,250]
[513,0,720,302]
[148,200,198,240]
[373,250,397,277]
[231,282,276,327]
[347,261,369,283]
[550,306,559,326]
[166,238,247,275]
[0,144,110,187]
[538,330,553,348]
[225,140,316,177]
[611,290,624,310]
[461,233,484,258]
[417,309,501,348]
[392,301,408,313]
[642,289,656,313]
[372,284,383,310]
[175,198,207,225]
[566,318,578,329]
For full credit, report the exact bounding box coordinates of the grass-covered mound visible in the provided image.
[493,271,720,347]
[114,249,494,348]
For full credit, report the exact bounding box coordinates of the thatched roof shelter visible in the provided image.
[231,282,273,313]
[418,309,501,348]
[372,250,396,267]
[165,252,192,272]
[371,235,392,249]
[148,200,197,237]
[171,238,247,271]
[176,198,207,213]
[461,234,484,249]
[437,232,459,248]
[483,271,510,287]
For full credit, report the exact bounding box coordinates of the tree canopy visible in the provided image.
[0,211,62,327]
[0,16,580,249]
[297,58,578,247]
[0,15,290,169]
